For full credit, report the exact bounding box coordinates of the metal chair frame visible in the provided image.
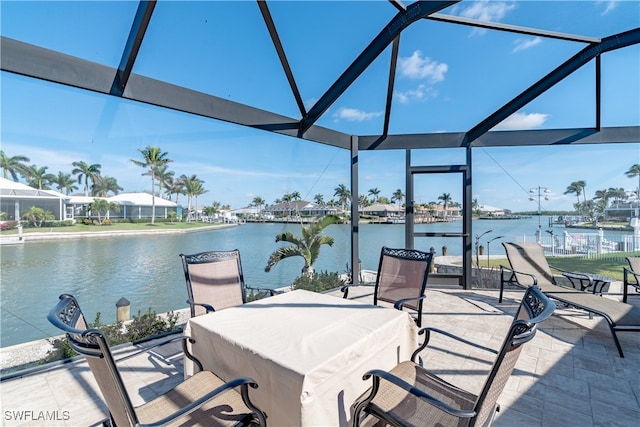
[352,286,555,427]
[48,294,267,427]
[343,246,433,327]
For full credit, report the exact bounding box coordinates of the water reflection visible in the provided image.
[1,218,630,347]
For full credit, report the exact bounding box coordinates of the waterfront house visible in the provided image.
[361,203,403,218]
[263,201,338,218]
[0,177,70,221]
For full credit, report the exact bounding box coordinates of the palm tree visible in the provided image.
[282,193,293,217]
[438,193,452,218]
[607,187,627,207]
[192,182,208,217]
[72,161,102,197]
[391,189,405,207]
[252,196,265,216]
[368,188,381,204]
[358,194,370,208]
[131,146,172,224]
[313,194,324,205]
[91,176,123,197]
[25,164,55,189]
[564,180,586,204]
[264,214,341,278]
[333,184,351,212]
[592,189,610,220]
[168,176,187,204]
[151,164,174,199]
[181,174,204,222]
[0,151,30,181]
[52,171,78,195]
[22,206,54,227]
[87,198,120,224]
[625,164,640,199]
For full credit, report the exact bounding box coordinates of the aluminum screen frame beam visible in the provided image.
[463,28,640,147]
[0,36,352,151]
[358,127,640,150]
[258,0,307,117]
[298,0,459,136]
[110,0,156,96]
[427,13,601,43]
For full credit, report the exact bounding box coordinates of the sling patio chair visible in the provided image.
[48,294,267,427]
[180,249,277,317]
[350,285,555,427]
[342,246,433,327]
[623,256,640,303]
[500,242,640,358]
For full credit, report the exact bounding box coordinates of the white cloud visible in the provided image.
[334,107,382,122]
[597,0,618,15]
[460,0,515,21]
[513,36,542,53]
[398,51,448,83]
[458,1,516,35]
[394,84,437,104]
[304,97,318,111]
[494,112,550,130]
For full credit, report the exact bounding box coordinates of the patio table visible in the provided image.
[184,289,419,426]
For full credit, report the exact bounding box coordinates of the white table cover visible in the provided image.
[184,289,419,427]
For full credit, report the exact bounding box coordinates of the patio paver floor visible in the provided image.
[1,286,638,426]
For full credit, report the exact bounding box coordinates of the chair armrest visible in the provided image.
[624,267,640,285]
[187,299,215,313]
[500,265,539,286]
[359,369,476,419]
[623,267,640,303]
[115,335,204,373]
[138,377,263,427]
[411,327,498,363]
[393,295,426,310]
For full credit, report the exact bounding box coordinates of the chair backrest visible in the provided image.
[48,294,139,427]
[374,247,433,322]
[502,242,556,288]
[180,250,246,317]
[626,257,640,274]
[473,286,555,425]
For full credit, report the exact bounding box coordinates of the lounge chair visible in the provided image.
[500,242,640,358]
[341,246,433,327]
[623,256,640,303]
[351,285,555,427]
[47,294,267,427]
[180,249,277,317]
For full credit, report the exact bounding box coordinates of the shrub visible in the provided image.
[41,337,76,364]
[0,221,18,231]
[41,308,181,364]
[292,270,342,293]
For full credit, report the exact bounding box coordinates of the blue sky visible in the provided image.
[1,0,639,212]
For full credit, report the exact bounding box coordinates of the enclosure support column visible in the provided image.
[350,135,360,286]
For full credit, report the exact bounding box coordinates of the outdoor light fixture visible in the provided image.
[486,235,504,266]
[530,187,550,243]
[475,229,492,266]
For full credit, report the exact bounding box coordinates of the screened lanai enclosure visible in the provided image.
[2,0,639,289]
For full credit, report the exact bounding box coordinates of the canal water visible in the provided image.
[0,217,633,347]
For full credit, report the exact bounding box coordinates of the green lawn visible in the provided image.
[1,221,226,234]
[479,255,634,281]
